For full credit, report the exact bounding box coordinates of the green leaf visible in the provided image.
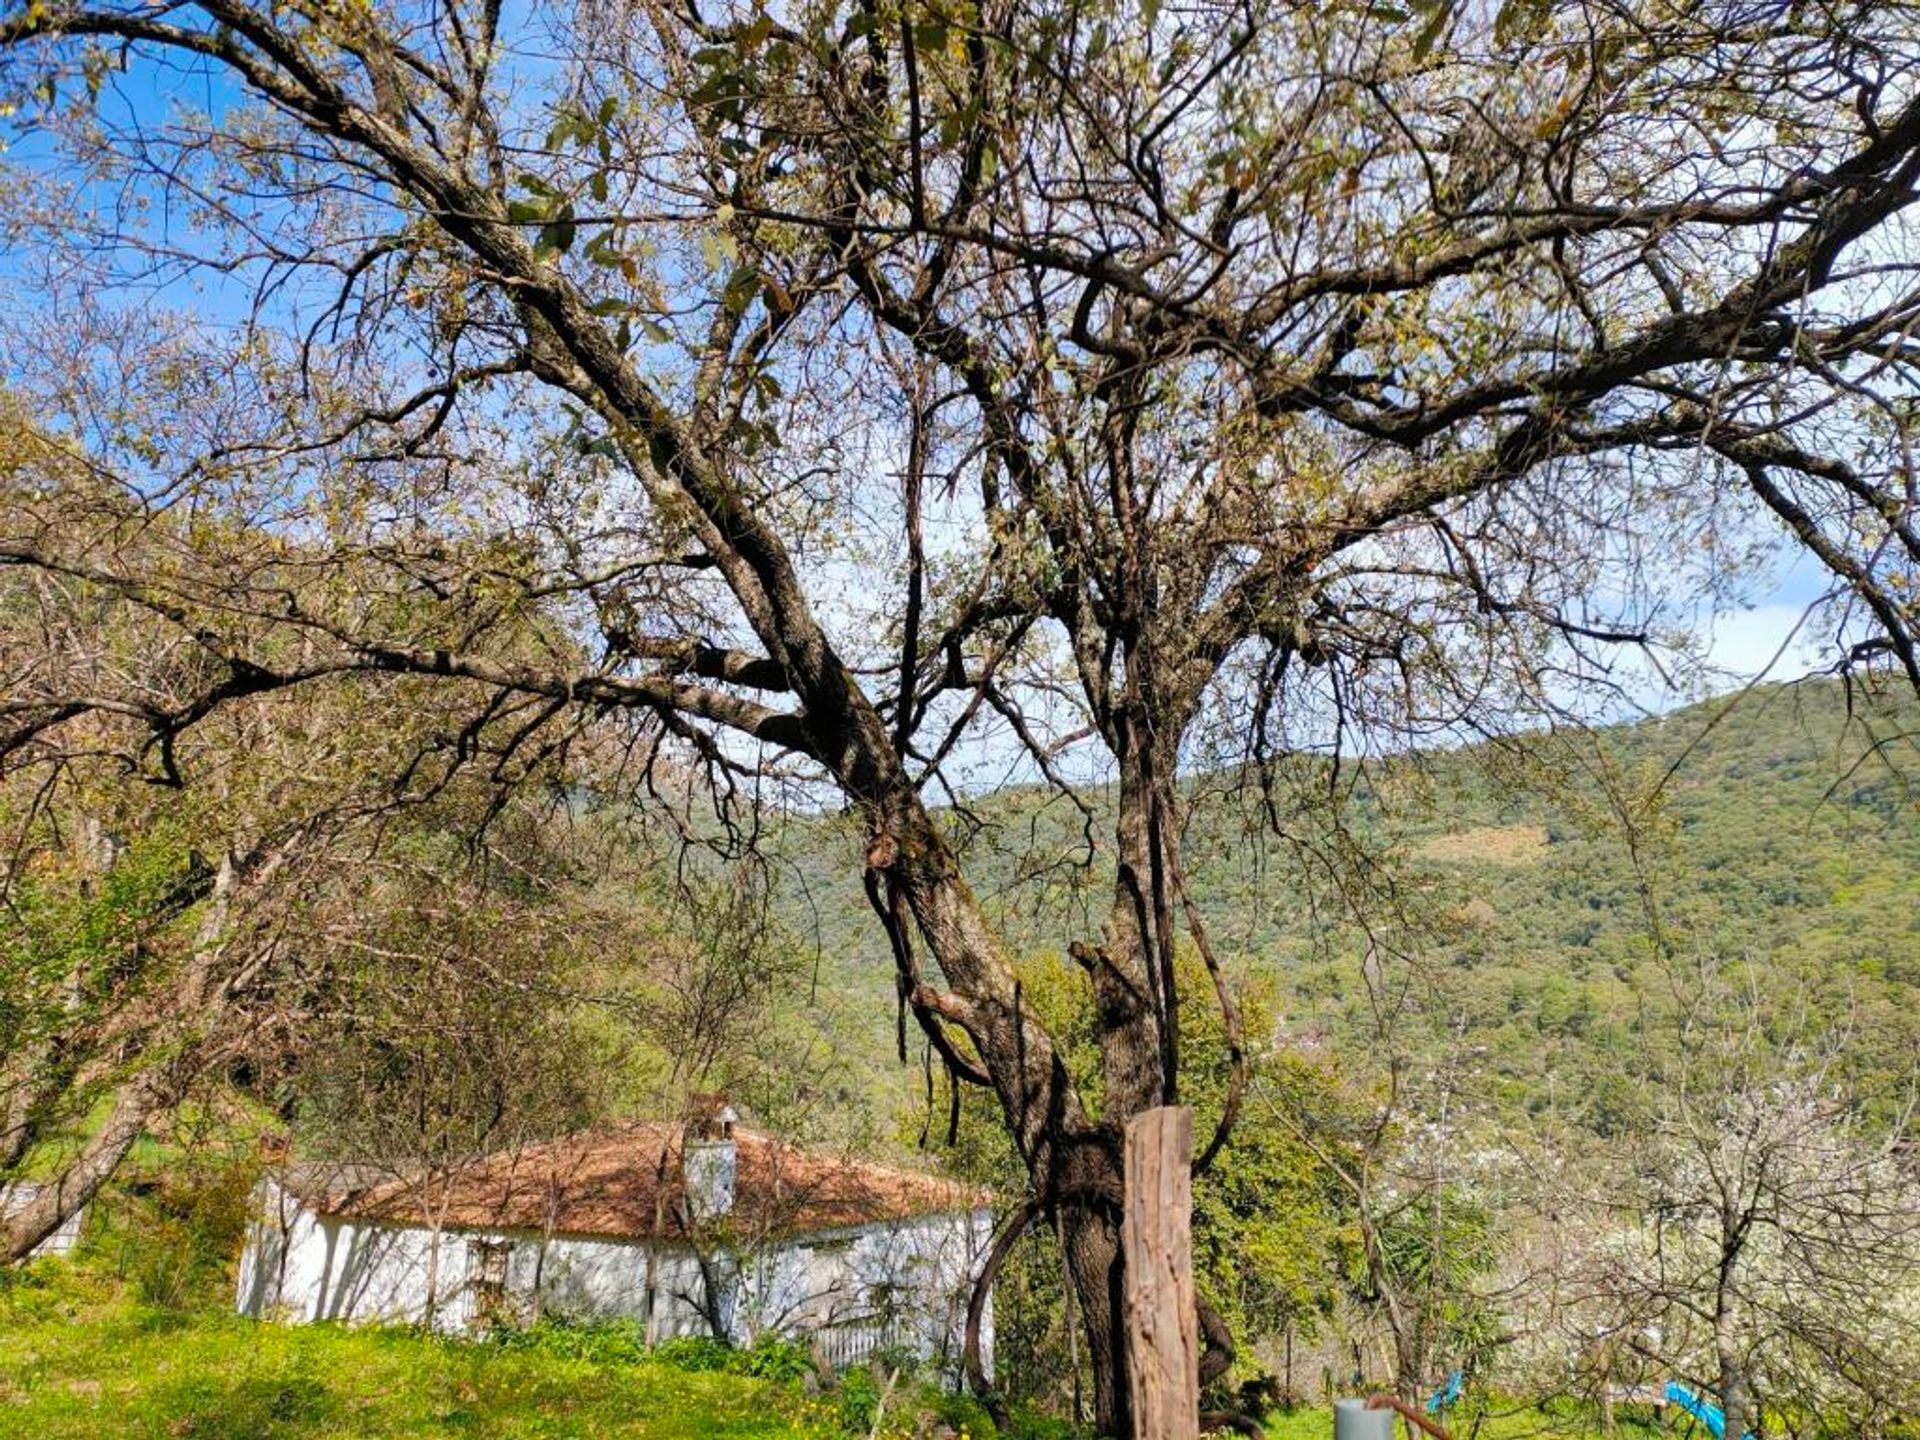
[537,201,577,257]
[1493,0,1553,46]
[721,265,761,315]
[689,66,741,108]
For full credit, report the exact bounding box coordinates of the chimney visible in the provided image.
[683,1102,739,1221]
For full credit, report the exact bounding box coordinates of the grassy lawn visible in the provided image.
[0,1256,1685,1440]
[0,1262,844,1440]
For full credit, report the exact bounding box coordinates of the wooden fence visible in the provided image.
[810,1315,917,1372]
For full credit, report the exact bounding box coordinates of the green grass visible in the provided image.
[0,1261,846,1439]
[0,1256,1692,1440]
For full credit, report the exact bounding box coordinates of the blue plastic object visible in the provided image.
[1664,1382,1753,1440]
[1427,1371,1463,1414]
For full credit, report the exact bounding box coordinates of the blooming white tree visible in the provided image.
[1564,1005,1920,1440]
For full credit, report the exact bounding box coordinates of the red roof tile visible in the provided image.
[306,1125,986,1241]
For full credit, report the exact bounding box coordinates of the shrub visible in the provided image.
[835,1364,883,1435]
[737,1331,816,1383]
[923,1386,1000,1439]
[999,1406,1092,1440]
[653,1333,738,1372]
[494,1316,651,1367]
[92,1157,256,1313]
[494,1318,819,1387]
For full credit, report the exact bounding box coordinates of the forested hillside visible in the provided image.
[771,677,1920,1129]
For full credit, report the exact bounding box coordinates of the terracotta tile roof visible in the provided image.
[306,1125,987,1242]
[279,1160,407,1208]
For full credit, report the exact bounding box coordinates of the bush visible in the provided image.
[835,1364,883,1435]
[923,1386,1000,1439]
[91,1158,256,1313]
[737,1330,816,1383]
[0,1259,81,1323]
[652,1332,739,1371]
[998,1410,1091,1440]
[494,1316,651,1367]
[490,1317,866,1394]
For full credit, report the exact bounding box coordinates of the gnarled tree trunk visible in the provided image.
[3,1063,181,1262]
[4,850,247,1263]
[877,720,1226,1436]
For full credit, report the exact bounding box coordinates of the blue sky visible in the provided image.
[0,8,1867,753]
[1697,555,1835,687]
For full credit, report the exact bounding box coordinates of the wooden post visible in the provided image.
[1123,1105,1199,1440]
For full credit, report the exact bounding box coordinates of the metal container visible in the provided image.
[1334,1397,1397,1440]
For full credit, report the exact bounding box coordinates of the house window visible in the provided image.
[468,1239,514,1330]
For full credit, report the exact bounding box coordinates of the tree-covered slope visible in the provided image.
[769,679,1920,1126]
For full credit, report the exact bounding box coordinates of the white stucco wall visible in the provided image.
[236,1178,994,1374]
[511,1229,732,1338]
[735,1207,995,1373]
[236,1179,483,1329]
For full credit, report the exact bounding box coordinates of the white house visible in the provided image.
[236,1114,994,1375]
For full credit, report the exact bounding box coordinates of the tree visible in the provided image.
[0,413,608,1257]
[1562,979,1920,1440]
[6,1,1920,1430]
[1261,1005,1506,1408]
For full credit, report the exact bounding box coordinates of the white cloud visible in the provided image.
[1698,602,1824,688]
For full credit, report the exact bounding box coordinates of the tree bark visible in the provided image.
[870,779,1150,1430]
[1715,1208,1753,1440]
[3,850,242,1264]
[2,1063,178,1261]
[1716,1309,1753,1440]
[1064,1201,1130,1433]
[993,729,1216,1437]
